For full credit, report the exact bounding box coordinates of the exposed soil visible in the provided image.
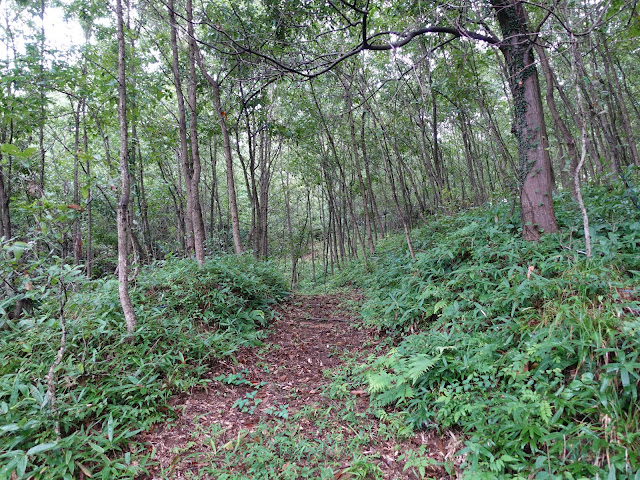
[139,292,462,479]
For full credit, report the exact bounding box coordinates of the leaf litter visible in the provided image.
[138,292,462,479]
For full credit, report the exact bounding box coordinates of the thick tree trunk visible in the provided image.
[116,0,136,337]
[492,0,558,241]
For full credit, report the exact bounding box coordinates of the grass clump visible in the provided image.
[0,254,288,479]
[340,183,640,478]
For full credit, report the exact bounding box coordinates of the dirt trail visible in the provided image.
[140,293,459,479]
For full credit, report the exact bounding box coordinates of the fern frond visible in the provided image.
[367,372,394,393]
[406,354,440,384]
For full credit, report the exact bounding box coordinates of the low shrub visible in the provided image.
[342,182,640,478]
[0,253,288,479]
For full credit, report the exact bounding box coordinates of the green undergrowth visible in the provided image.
[0,254,288,480]
[332,183,640,478]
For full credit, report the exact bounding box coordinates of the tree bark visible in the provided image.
[186,0,207,265]
[491,0,558,241]
[571,34,591,258]
[116,0,136,338]
[72,99,81,265]
[38,0,46,192]
[340,76,374,254]
[197,54,244,254]
[598,35,639,167]
[536,44,579,197]
[167,0,196,256]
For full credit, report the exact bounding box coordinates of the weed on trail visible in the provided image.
[141,293,459,480]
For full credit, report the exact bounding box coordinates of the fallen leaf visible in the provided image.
[76,463,93,478]
[381,454,395,466]
[527,265,535,279]
[350,390,367,396]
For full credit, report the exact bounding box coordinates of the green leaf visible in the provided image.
[16,453,27,477]
[406,354,439,384]
[107,414,115,443]
[620,368,630,388]
[89,442,105,454]
[0,423,20,434]
[27,442,58,455]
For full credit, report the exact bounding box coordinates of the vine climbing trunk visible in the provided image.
[491,0,558,241]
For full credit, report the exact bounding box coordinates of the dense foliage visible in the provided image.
[0,254,288,479]
[330,180,640,478]
[1,0,640,477]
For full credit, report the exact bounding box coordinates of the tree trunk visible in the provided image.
[197,56,244,254]
[535,44,579,198]
[341,77,375,254]
[167,0,196,256]
[186,0,207,265]
[571,34,591,258]
[492,0,558,241]
[38,0,46,192]
[598,35,639,167]
[361,112,382,239]
[72,99,81,265]
[458,110,482,206]
[116,0,136,338]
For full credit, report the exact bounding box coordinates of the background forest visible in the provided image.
[1,0,640,478]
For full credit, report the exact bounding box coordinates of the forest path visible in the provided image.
[140,292,458,479]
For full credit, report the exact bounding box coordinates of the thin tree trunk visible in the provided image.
[571,34,591,258]
[158,156,186,251]
[83,101,92,277]
[186,0,206,265]
[0,161,11,239]
[307,190,316,284]
[38,0,46,192]
[116,0,136,337]
[536,44,579,197]
[72,99,81,265]
[599,36,639,167]
[167,0,195,255]
[282,169,297,289]
[197,54,244,254]
[361,112,382,239]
